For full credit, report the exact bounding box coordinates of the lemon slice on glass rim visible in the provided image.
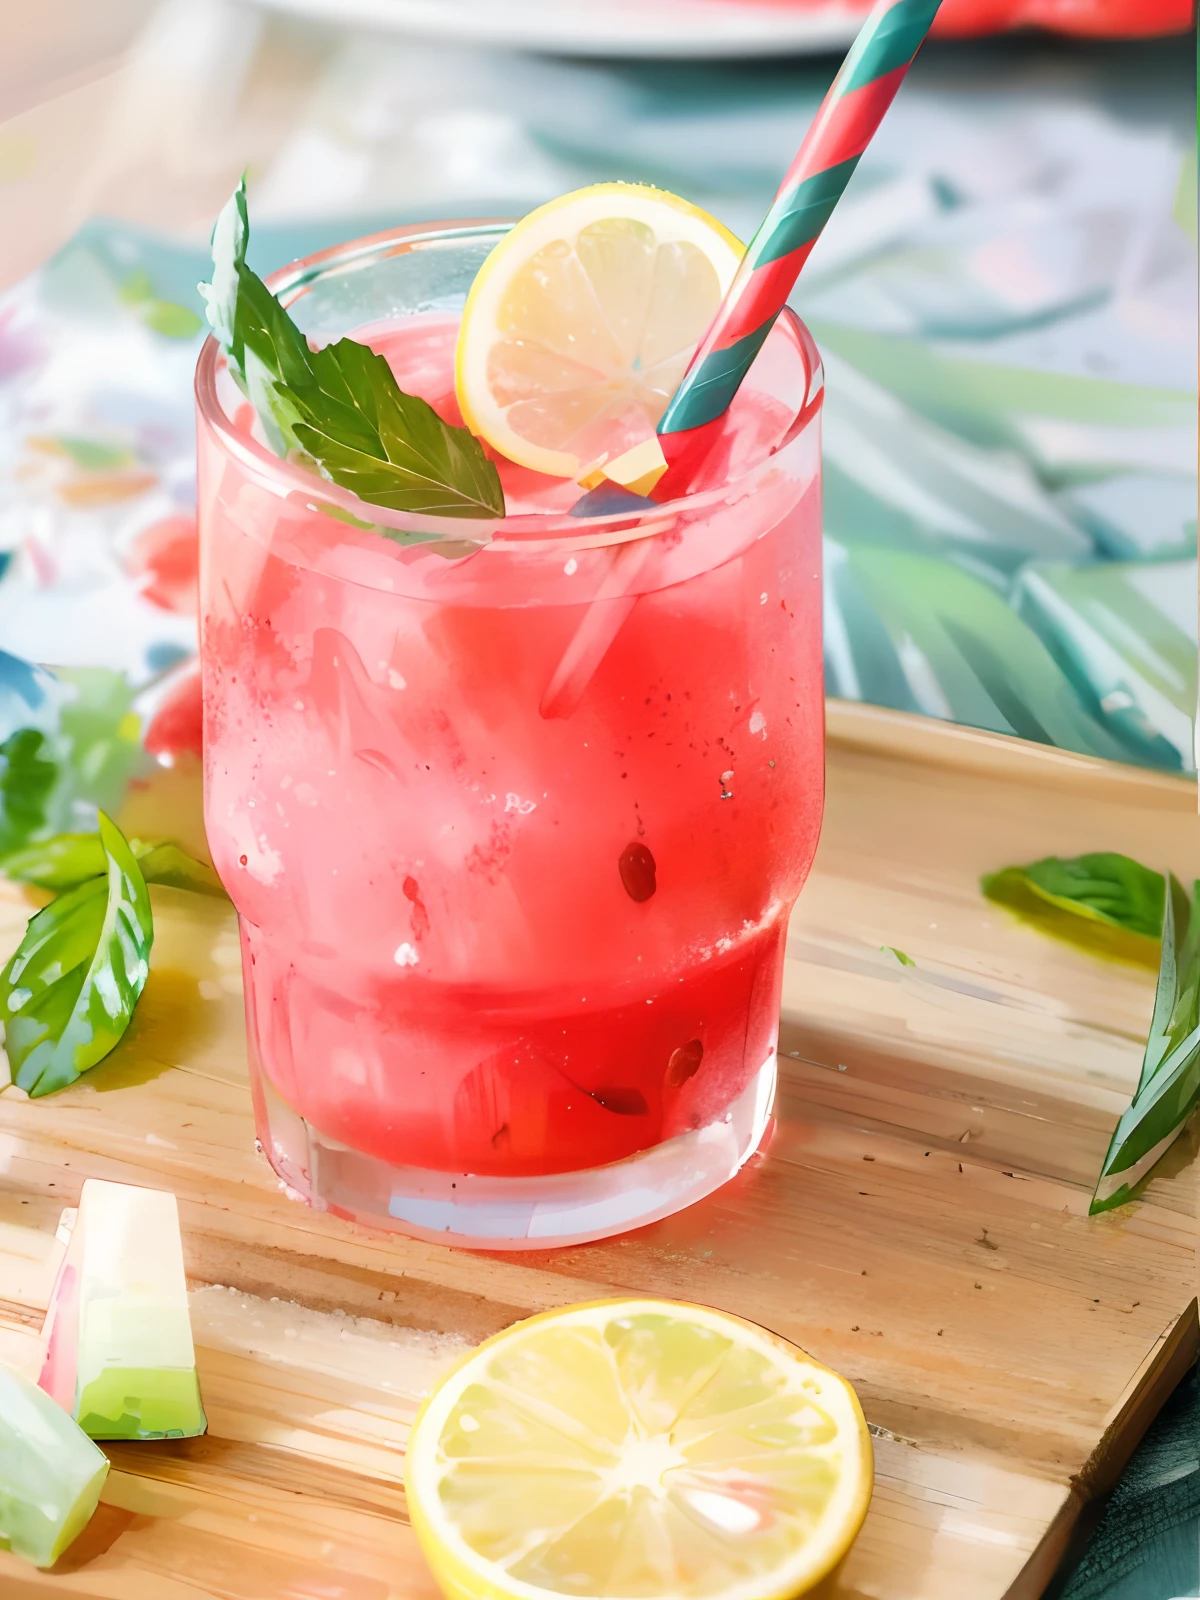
[404,1297,873,1600]
[455,184,743,483]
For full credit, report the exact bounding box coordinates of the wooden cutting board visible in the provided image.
[1,702,1196,1600]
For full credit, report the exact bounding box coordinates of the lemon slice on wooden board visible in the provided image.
[405,1298,873,1600]
[455,185,743,482]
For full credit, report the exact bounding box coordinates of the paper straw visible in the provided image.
[657,0,944,438]
[539,538,656,719]
[543,0,942,720]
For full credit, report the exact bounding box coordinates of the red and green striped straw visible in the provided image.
[657,0,944,439]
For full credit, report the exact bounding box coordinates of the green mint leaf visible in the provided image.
[200,180,315,456]
[0,729,57,858]
[1090,1017,1200,1213]
[136,842,227,898]
[1090,876,1200,1213]
[880,946,915,967]
[2,877,107,1088]
[1134,872,1190,1097]
[242,350,305,459]
[981,855,1163,968]
[1159,876,1200,1082]
[291,337,504,518]
[1019,853,1166,940]
[200,179,504,519]
[236,275,319,454]
[2,831,109,889]
[981,850,1200,1210]
[3,832,226,899]
[982,850,1200,1210]
[199,181,248,358]
[2,813,153,1097]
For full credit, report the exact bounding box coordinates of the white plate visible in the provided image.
[245,0,866,58]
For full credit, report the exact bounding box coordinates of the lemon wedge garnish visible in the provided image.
[405,1298,873,1600]
[456,185,743,481]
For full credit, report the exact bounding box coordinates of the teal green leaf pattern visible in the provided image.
[825,541,1133,761]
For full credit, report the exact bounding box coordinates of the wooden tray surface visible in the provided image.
[1,703,1196,1600]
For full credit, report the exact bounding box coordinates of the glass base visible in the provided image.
[250,1051,777,1250]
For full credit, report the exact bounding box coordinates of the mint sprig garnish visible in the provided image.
[199,180,505,520]
[1090,875,1200,1214]
[982,850,1200,1211]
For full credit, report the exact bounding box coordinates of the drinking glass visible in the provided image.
[195,221,824,1248]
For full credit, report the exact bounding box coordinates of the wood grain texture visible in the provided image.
[0,707,1196,1600]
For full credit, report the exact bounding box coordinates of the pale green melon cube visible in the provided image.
[0,1362,109,1567]
[64,1180,208,1441]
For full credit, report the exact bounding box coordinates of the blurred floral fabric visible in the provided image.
[722,0,1192,34]
[0,32,1194,774]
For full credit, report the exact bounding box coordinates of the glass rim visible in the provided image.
[193,217,824,552]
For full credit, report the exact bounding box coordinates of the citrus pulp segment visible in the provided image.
[455,186,743,480]
[405,1298,873,1600]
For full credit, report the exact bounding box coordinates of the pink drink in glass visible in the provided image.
[195,222,824,1247]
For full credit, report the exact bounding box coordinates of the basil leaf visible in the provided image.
[136,843,226,898]
[1020,853,1166,939]
[0,729,57,857]
[2,814,153,1097]
[200,180,504,519]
